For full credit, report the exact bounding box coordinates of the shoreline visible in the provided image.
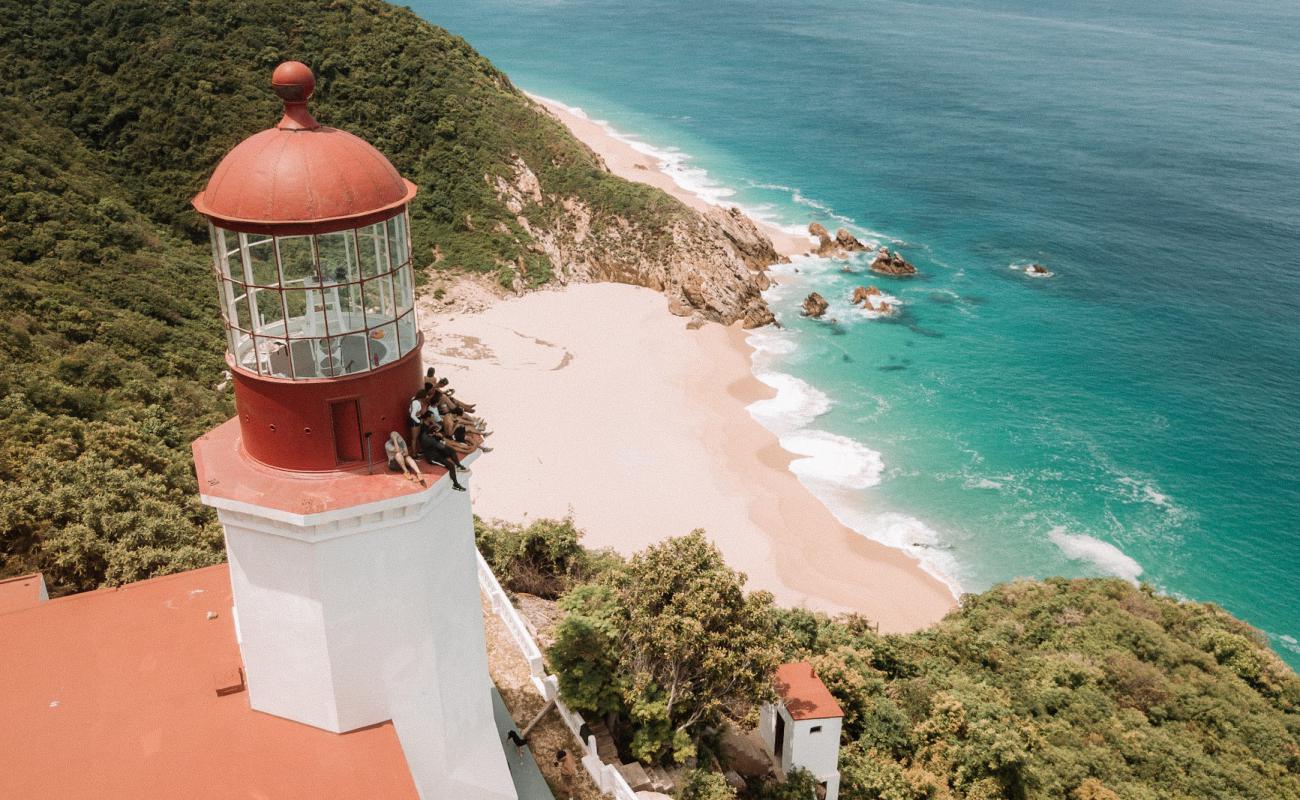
[420,284,956,632]
[529,93,813,260]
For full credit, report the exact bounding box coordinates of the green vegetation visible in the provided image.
[0,0,689,591]
[549,532,779,764]
[478,518,1300,799]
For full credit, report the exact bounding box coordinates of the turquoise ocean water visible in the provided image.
[417,0,1300,667]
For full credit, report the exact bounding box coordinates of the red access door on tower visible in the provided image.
[330,399,364,464]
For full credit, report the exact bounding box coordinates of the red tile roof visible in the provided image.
[0,565,418,800]
[0,573,45,615]
[775,661,844,721]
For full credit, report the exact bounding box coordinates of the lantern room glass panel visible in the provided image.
[278,236,317,286]
[368,322,398,369]
[358,224,386,278]
[245,235,279,287]
[334,332,371,375]
[209,217,417,380]
[397,311,418,355]
[316,231,359,286]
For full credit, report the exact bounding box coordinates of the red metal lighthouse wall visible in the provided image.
[231,345,423,472]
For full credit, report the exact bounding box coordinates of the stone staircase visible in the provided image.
[587,718,619,763]
[587,719,676,794]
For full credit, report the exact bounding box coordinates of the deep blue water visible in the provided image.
[416,0,1300,667]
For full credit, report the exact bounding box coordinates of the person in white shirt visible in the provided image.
[408,388,438,450]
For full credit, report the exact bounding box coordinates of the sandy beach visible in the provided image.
[421,284,954,632]
[531,94,813,260]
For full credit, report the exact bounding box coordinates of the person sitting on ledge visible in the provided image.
[418,413,468,492]
[430,378,491,437]
[431,377,479,416]
[385,431,426,487]
[408,388,437,450]
[443,408,492,454]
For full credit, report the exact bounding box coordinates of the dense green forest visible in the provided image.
[0,0,688,591]
[479,519,1300,800]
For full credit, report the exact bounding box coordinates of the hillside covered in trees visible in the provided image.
[479,519,1300,800]
[0,0,773,591]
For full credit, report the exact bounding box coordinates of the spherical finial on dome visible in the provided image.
[271,61,315,102]
[271,61,319,131]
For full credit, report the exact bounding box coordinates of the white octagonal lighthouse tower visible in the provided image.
[190,61,515,800]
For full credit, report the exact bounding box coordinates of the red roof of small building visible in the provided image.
[0,573,45,615]
[775,661,844,721]
[0,565,419,800]
[192,62,416,232]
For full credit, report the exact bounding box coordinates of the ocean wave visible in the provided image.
[782,429,884,490]
[1048,527,1143,584]
[748,371,832,431]
[822,506,965,597]
[742,363,964,596]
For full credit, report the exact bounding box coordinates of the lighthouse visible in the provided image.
[190,62,517,799]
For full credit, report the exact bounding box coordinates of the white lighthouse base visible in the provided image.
[203,469,516,800]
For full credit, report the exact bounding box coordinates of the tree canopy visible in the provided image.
[550,531,779,764]
[531,521,1299,798]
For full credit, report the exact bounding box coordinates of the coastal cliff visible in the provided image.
[492,154,777,327]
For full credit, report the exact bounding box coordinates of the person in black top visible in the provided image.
[418,414,469,491]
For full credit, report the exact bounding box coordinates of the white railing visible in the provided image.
[476,548,639,800]
[476,549,549,698]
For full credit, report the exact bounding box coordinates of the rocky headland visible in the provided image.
[491,154,780,328]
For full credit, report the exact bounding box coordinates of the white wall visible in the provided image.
[210,476,516,800]
[759,702,841,800]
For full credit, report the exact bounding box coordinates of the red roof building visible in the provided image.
[774,661,845,721]
[0,566,420,799]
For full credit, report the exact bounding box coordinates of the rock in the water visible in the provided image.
[809,222,836,256]
[869,247,917,276]
[801,292,830,318]
[851,285,883,305]
[1026,263,1053,277]
[835,228,867,252]
[808,222,869,257]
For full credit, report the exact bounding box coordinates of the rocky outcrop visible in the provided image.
[869,247,917,276]
[851,285,882,305]
[809,222,868,258]
[1026,263,1053,277]
[835,228,868,252]
[801,292,830,318]
[810,222,837,257]
[492,156,778,327]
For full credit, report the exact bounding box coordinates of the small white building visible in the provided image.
[759,662,844,800]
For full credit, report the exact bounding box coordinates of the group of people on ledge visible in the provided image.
[385,368,492,492]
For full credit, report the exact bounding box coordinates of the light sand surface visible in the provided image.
[422,284,954,633]
[531,94,813,259]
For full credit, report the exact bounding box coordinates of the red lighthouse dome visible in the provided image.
[193,62,416,233]
[192,62,425,472]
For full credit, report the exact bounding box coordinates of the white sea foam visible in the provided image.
[1048,527,1143,584]
[782,430,885,490]
[1118,476,1172,509]
[852,290,903,320]
[748,371,831,431]
[823,507,966,597]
